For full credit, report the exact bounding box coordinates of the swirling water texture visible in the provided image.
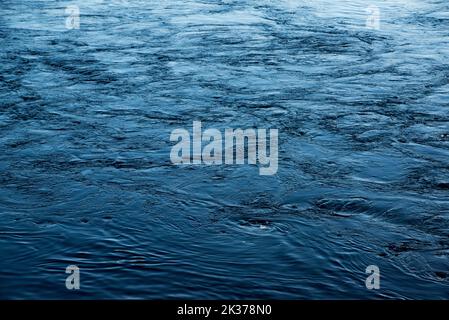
[1,0,449,299]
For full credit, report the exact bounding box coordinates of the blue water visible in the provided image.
[1,0,449,299]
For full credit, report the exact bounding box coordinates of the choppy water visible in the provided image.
[1,0,449,299]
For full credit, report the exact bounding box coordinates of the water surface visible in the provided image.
[1,0,449,299]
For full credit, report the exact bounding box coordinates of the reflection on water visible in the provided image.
[1,0,449,299]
